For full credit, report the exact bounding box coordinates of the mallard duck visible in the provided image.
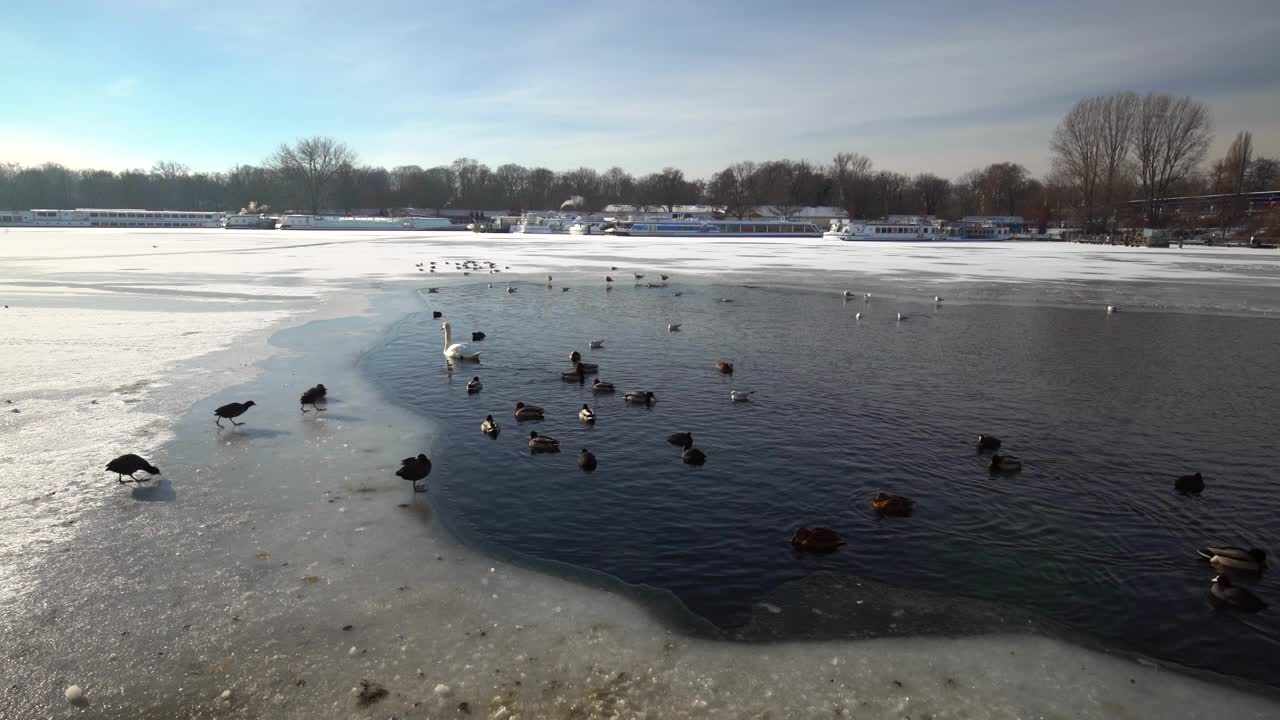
[578,404,595,423]
[591,380,615,393]
[976,434,1002,452]
[716,361,734,374]
[623,391,656,406]
[842,290,854,298]
[528,431,560,453]
[1175,472,1204,494]
[988,454,1022,472]
[506,285,517,293]
[513,402,544,420]
[589,339,605,349]
[562,363,589,382]
[1209,575,1266,612]
[396,454,432,492]
[466,376,483,394]
[681,441,706,466]
[791,527,844,553]
[578,448,597,472]
[730,390,754,402]
[569,350,582,363]
[481,415,499,436]
[633,273,644,280]
[873,493,914,516]
[668,323,681,332]
[667,431,691,447]
[299,384,327,412]
[106,453,160,483]
[1198,546,1267,572]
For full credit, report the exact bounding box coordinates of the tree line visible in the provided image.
[2,91,1274,226]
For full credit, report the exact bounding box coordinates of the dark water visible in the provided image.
[362,279,1280,688]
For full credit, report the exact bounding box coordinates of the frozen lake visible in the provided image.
[3,228,1279,718]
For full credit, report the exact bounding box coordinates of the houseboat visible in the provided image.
[0,208,224,228]
[278,215,453,230]
[513,213,574,234]
[823,217,945,241]
[604,218,821,237]
[224,214,278,229]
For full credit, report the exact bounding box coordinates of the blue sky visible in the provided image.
[2,0,1277,179]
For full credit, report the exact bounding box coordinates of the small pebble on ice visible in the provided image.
[220,690,232,701]
[348,645,358,656]
[434,683,452,697]
[65,685,85,704]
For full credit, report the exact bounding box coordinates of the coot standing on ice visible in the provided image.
[396,454,432,492]
[299,384,327,412]
[215,401,256,427]
[106,454,160,483]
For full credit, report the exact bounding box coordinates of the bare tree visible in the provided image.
[1247,156,1278,191]
[268,136,357,214]
[1051,96,1103,229]
[912,173,951,216]
[831,152,872,218]
[1223,131,1253,195]
[1097,92,1137,230]
[1132,94,1212,225]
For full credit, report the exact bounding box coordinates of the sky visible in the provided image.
[1,0,1278,180]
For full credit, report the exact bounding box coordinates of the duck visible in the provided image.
[872,493,914,516]
[681,440,707,466]
[105,453,160,484]
[719,298,734,303]
[214,400,256,427]
[528,431,560,453]
[976,434,1002,452]
[897,312,908,321]
[842,290,854,298]
[633,273,645,280]
[715,361,734,375]
[730,390,754,402]
[934,296,943,304]
[589,339,605,349]
[660,274,670,281]
[562,287,570,292]
[546,274,553,286]
[1175,472,1204,494]
[441,322,480,361]
[506,285,516,293]
[591,380,615,393]
[605,275,614,283]
[578,448,598,472]
[432,311,443,319]
[396,454,432,492]
[566,351,599,371]
[562,363,590,382]
[513,402,544,420]
[672,291,683,297]
[1209,575,1266,612]
[299,384,327,412]
[623,391,656,406]
[667,431,692,447]
[471,331,486,341]
[466,377,483,394]
[988,454,1022,472]
[790,527,844,553]
[1198,546,1267,573]
[480,415,499,436]
[855,312,862,320]
[864,293,871,300]
[667,323,682,332]
[1107,305,1118,314]
[578,404,595,423]
[610,266,618,271]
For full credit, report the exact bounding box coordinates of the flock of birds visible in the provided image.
[102,262,1262,614]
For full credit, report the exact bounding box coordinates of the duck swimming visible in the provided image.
[667,323,681,332]
[466,376,483,394]
[481,415,499,436]
[681,440,706,466]
[589,339,605,349]
[528,431,561,453]
[106,453,160,483]
[715,361,734,374]
[513,402,544,420]
[730,390,754,402]
[623,391,656,406]
[396,454,432,492]
[471,331,486,341]
[873,493,914,516]
[578,448,598,472]
[1209,575,1266,612]
[791,527,844,553]
[842,290,854,298]
[566,352,599,371]
[562,363,589,382]
[667,431,692,447]
[1175,472,1204,494]
[591,379,615,393]
[1198,546,1267,572]
[976,434,1002,452]
[988,454,1022,472]
[578,404,595,423]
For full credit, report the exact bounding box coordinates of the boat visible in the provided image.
[513,213,573,234]
[604,218,821,237]
[824,217,946,241]
[0,208,225,228]
[224,214,278,229]
[278,215,453,230]
[569,220,612,235]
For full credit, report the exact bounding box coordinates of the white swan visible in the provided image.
[730,390,754,402]
[441,322,480,361]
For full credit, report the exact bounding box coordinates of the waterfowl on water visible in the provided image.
[864,293,871,301]
[873,493,914,516]
[661,274,670,281]
[578,448,598,472]
[481,415,499,436]
[934,296,943,304]
[562,287,570,292]
[432,311,443,319]
[471,331,486,341]
[843,290,854,298]
[299,384,327,412]
[513,402,544,420]
[546,274,553,286]
[506,285,517,293]
[1175,472,1204,494]
[988,454,1022,472]
[791,527,844,553]
[589,339,605,349]
[578,404,595,423]
[466,377,483,394]
[672,291,683,297]
[1107,305,1118,314]
[214,401,256,427]
[668,323,682,332]
[681,440,707,466]
[106,453,160,483]
[1198,546,1267,573]
[667,431,692,447]
[716,361,734,374]
[719,298,734,303]
[634,273,645,280]
[1210,575,1266,612]
[592,380,616,393]
[396,454,432,492]
[897,312,908,321]
[623,391,656,406]
[441,322,480,361]
[976,434,1002,452]
[528,431,560,453]
[730,390,754,402]
[855,312,862,320]
[566,352,599,371]
[605,275,614,283]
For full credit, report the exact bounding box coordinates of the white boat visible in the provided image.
[604,218,820,237]
[0,208,224,228]
[224,214,278,229]
[514,213,573,234]
[569,220,611,235]
[824,218,945,241]
[278,215,453,230]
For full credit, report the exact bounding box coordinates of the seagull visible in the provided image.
[843,290,854,298]
[668,323,682,332]
[546,275,553,286]
[855,312,862,319]
[934,296,943,303]
[897,312,908,321]
[730,390,754,402]
[1107,305,1118,314]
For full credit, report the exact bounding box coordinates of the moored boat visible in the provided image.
[278,215,453,230]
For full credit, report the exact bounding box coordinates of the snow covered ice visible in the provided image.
[2,227,1279,718]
